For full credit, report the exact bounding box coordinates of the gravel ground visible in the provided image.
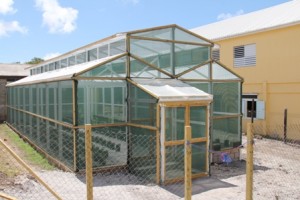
[2,136,300,200]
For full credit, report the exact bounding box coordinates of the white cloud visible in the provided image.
[43,52,61,60]
[119,0,140,5]
[0,20,28,37]
[35,0,78,34]
[0,0,16,15]
[217,9,244,21]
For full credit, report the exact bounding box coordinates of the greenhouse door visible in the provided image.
[159,103,209,184]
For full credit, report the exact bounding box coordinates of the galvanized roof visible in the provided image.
[0,64,31,77]
[191,0,300,41]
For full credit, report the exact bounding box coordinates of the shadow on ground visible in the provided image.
[162,177,236,198]
[74,160,271,198]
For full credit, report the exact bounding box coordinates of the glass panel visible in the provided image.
[212,117,240,150]
[212,62,240,80]
[49,63,55,71]
[31,85,37,113]
[190,106,206,138]
[130,57,169,78]
[80,56,126,77]
[191,142,207,174]
[110,39,125,56]
[213,82,239,115]
[174,44,209,75]
[174,28,211,44]
[185,82,209,93]
[130,39,172,74]
[165,107,185,141]
[44,65,49,72]
[68,56,76,66]
[24,87,30,111]
[179,64,209,80]
[61,58,68,68]
[131,28,172,40]
[98,45,108,59]
[60,81,73,124]
[76,52,86,64]
[88,48,97,61]
[77,80,126,125]
[129,83,157,126]
[55,61,60,69]
[165,145,184,179]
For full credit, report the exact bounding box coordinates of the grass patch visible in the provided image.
[0,124,54,171]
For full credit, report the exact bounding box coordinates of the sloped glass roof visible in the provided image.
[7,54,123,86]
[131,78,213,102]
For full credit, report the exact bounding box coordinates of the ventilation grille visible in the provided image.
[234,44,256,67]
[212,49,220,61]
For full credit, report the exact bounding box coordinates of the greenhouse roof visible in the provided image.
[7,54,122,87]
[191,0,300,41]
[131,78,213,102]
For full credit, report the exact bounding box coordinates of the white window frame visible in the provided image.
[242,97,265,120]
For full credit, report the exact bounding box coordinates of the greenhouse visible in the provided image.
[6,24,242,184]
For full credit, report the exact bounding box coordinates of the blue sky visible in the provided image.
[0,0,290,63]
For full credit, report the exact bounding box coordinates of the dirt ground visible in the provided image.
[1,126,300,199]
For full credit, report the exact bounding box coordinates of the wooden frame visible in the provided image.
[129,35,212,47]
[159,100,211,184]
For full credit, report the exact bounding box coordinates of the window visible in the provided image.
[242,94,265,119]
[61,58,68,68]
[68,56,76,66]
[234,44,256,67]
[212,49,220,61]
[76,52,86,64]
[88,48,97,61]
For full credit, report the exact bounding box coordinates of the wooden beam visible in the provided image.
[7,106,73,129]
[0,138,63,200]
[0,192,17,200]
[129,35,212,47]
[129,54,174,78]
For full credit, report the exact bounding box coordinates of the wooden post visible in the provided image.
[85,124,93,200]
[184,125,192,200]
[283,109,287,144]
[246,123,254,200]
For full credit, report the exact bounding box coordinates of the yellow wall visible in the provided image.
[216,24,300,140]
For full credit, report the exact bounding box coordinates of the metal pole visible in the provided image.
[246,123,254,200]
[284,109,287,144]
[85,124,93,200]
[184,125,192,200]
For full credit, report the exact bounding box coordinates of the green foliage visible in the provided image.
[0,124,54,170]
[26,57,44,64]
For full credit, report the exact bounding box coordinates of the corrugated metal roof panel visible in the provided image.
[0,64,31,77]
